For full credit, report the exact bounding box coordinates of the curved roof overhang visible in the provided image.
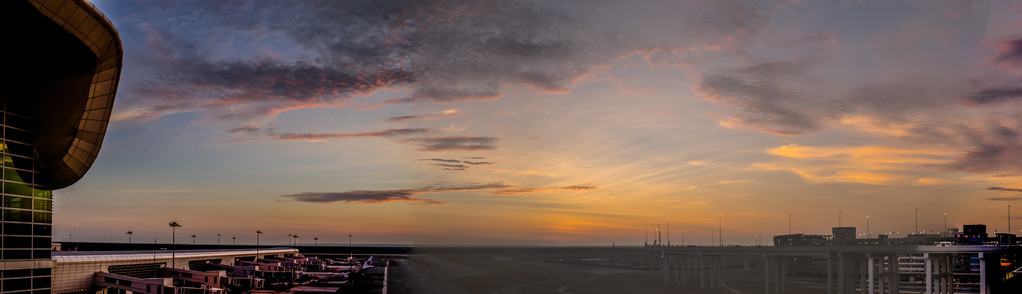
[23,0,123,189]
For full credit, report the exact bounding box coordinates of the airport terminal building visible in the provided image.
[1,0,122,292]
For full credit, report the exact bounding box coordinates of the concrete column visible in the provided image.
[979,253,987,294]
[837,253,845,294]
[682,255,687,283]
[709,255,715,288]
[663,252,669,284]
[925,253,932,294]
[878,256,884,294]
[945,255,953,294]
[827,253,833,294]
[861,258,869,294]
[890,254,899,294]
[781,258,787,293]
[701,254,706,289]
[718,255,724,287]
[674,255,679,284]
[765,256,770,294]
[979,252,1000,294]
[867,253,875,294]
[774,257,780,294]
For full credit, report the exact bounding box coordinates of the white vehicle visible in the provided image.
[936,241,954,247]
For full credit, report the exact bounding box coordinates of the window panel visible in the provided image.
[32,224,51,235]
[32,212,51,224]
[3,209,32,222]
[3,236,32,248]
[5,182,34,197]
[4,222,32,235]
[32,199,51,211]
[3,196,32,209]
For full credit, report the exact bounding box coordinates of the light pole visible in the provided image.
[788,214,792,235]
[217,233,221,246]
[348,234,353,260]
[314,237,318,246]
[191,235,196,245]
[169,222,181,269]
[255,230,263,260]
[288,234,293,246]
[915,208,919,234]
[126,231,134,244]
[293,235,299,247]
[232,236,237,246]
[866,215,870,238]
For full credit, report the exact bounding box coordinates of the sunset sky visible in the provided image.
[56,0,1022,246]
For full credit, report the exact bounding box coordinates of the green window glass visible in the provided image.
[3,196,32,209]
[4,182,33,196]
[4,168,27,183]
[31,212,51,224]
[33,189,51,199]
[32,199,50,211]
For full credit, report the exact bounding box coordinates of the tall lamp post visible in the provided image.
[348,234,353,261]
[169,222,181,269]
[217,233,221,246]
[866,215,870,238]
[191,235,196,245]
[314,237,318,246]
[232,236,237,246]
[126,231,134,244]
[255,230,263,260]
[788,214,792,235]
[288,234,293,246]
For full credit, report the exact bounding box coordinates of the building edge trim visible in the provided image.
[28,0,123,189]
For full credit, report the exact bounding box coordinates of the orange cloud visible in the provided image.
[755,144,957,185]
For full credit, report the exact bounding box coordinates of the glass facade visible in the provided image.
[0,96,52,294]
[0,0,120,293]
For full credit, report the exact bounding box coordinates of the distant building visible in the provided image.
[960,224,989,244]
[1,0,122,292]
[773,234,827,247]
[52,248,296,293]
[831,227,856,244]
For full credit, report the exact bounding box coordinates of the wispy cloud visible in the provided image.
[991,38,1022,68]
[404,136,499,151]
[490,183,599,195]
[965,87,1022,105]
[685,180,747,190]
[385,109,461,122]
[418,158,462,163]
[282,190,444,205]
[415,158,498,171]
[754,144,956,185]
[988,187,1022,192]
[116,189,196,194]
[276,128,431,142]
[218,128,431,144]
[282,182,596,204]
[987,197,1020,201]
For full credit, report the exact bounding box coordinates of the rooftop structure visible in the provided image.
[52,248,297,293]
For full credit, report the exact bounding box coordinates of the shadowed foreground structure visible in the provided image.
[0,0,121,292]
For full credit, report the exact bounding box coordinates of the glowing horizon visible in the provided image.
[57,0,1022,246]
